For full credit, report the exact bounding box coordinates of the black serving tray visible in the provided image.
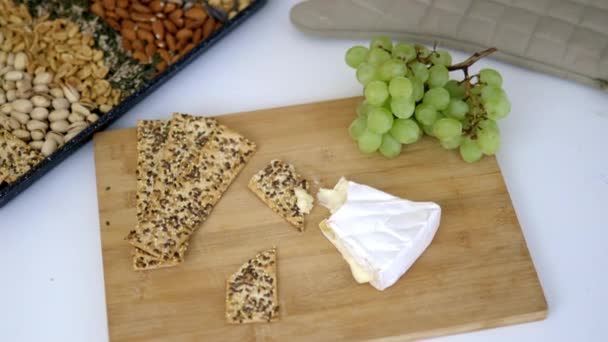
[0,0,267,208]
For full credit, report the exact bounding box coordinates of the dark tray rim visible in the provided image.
[0,0,268,209]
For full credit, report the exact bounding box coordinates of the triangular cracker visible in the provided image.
[226,247,279,324]
[248,160,312,231]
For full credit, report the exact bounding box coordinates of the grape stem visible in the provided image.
[447,47,497,72]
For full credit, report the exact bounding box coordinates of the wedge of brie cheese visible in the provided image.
[317,178,441,291]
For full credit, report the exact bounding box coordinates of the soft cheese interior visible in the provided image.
[317,178,441,291]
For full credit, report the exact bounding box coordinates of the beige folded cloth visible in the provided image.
[291,0,608,91]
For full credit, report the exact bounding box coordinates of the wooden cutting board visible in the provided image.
[94,97,547,342]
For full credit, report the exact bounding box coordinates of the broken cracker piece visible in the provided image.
[226,247,279,324]
[248,159,313,231]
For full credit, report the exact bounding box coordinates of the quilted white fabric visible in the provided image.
[291,0,608,91]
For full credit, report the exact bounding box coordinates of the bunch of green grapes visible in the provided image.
[345,37,510,162]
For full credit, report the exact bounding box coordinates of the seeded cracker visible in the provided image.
[226,247,279,324]
[132,120,181,270]
[127,116,256,260]
[135,120,170,223]
[0,128,43,184]
[248,160,312,231]
[127,114,218,258]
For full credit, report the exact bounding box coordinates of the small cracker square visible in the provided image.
[248,160,313,231]
[226,247,279,324]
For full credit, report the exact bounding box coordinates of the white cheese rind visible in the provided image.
[318,179,441,291]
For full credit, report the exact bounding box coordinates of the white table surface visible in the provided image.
[1,1,607,341]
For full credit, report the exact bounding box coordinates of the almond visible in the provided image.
[145,43,157,58]
[192,28,202,44]
[103,0,116,10]
[122,38,133,51]
[106,18,121,30]
[214,21,223,30]
[131,12,156,22]
[156,60,167,72]
[121,19,136,30]
[185,7,207,21]
[175,38,189,52]
[115,7,129,19]
[133,51,149,63]
[185,19,205,29]
[121,27,137,41]
[166,34,176,51]
[132,3,152,14]
[183,43,195,55]
[90,2,105,17]
[169,9,183,22]
[137,22,153,31]
[172,17,184,28]
[137,29,155,44]
[149,0,164,13]
[175,28,193,41]
[105,10,119,19]
[163,19,177,33]
[202,17,215,39]
[163,2,177,13]
[158,49,171,63]
[117,0,129,8]
[152,21,165,40]
[132,39,145,53]
[156,40,167,49]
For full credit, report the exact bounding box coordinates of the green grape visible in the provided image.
[444,80,465,99]
[356,101,373,119]
[414,103,438,126]
[479,68,503,87]
[440,135,462,150]
[356,63,377,86]
[390,97,415,119]
[370,36,393,52]
[480,85,505,103]
[409,62,429,82]
[364,80,389,105]
[367,47,391,65]
[348,117,367,140]
[477,120,500,155]
[378,59,407,81]
[358,129,382,153]
[367,106,394,134]
[379,133,402,158]
[433,118,462,140]
[422,123,435,137]
[427,64,449,88]
[345,46,369,69]
[390,118,421,144]
[459,137,483,163]
[388,76,413,98]
[445,99,469,120]
[423,87,450,110]
[485,95,511,120]
[415,44,431,58]
[411,77,425,102]
[430,50,452,66]
[471,84,484,96]
[392,42,416,62]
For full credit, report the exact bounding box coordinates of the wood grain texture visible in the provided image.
[93,97,547,342]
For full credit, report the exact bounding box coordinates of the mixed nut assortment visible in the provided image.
[89,0,250,72]
[0,0,256,186]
